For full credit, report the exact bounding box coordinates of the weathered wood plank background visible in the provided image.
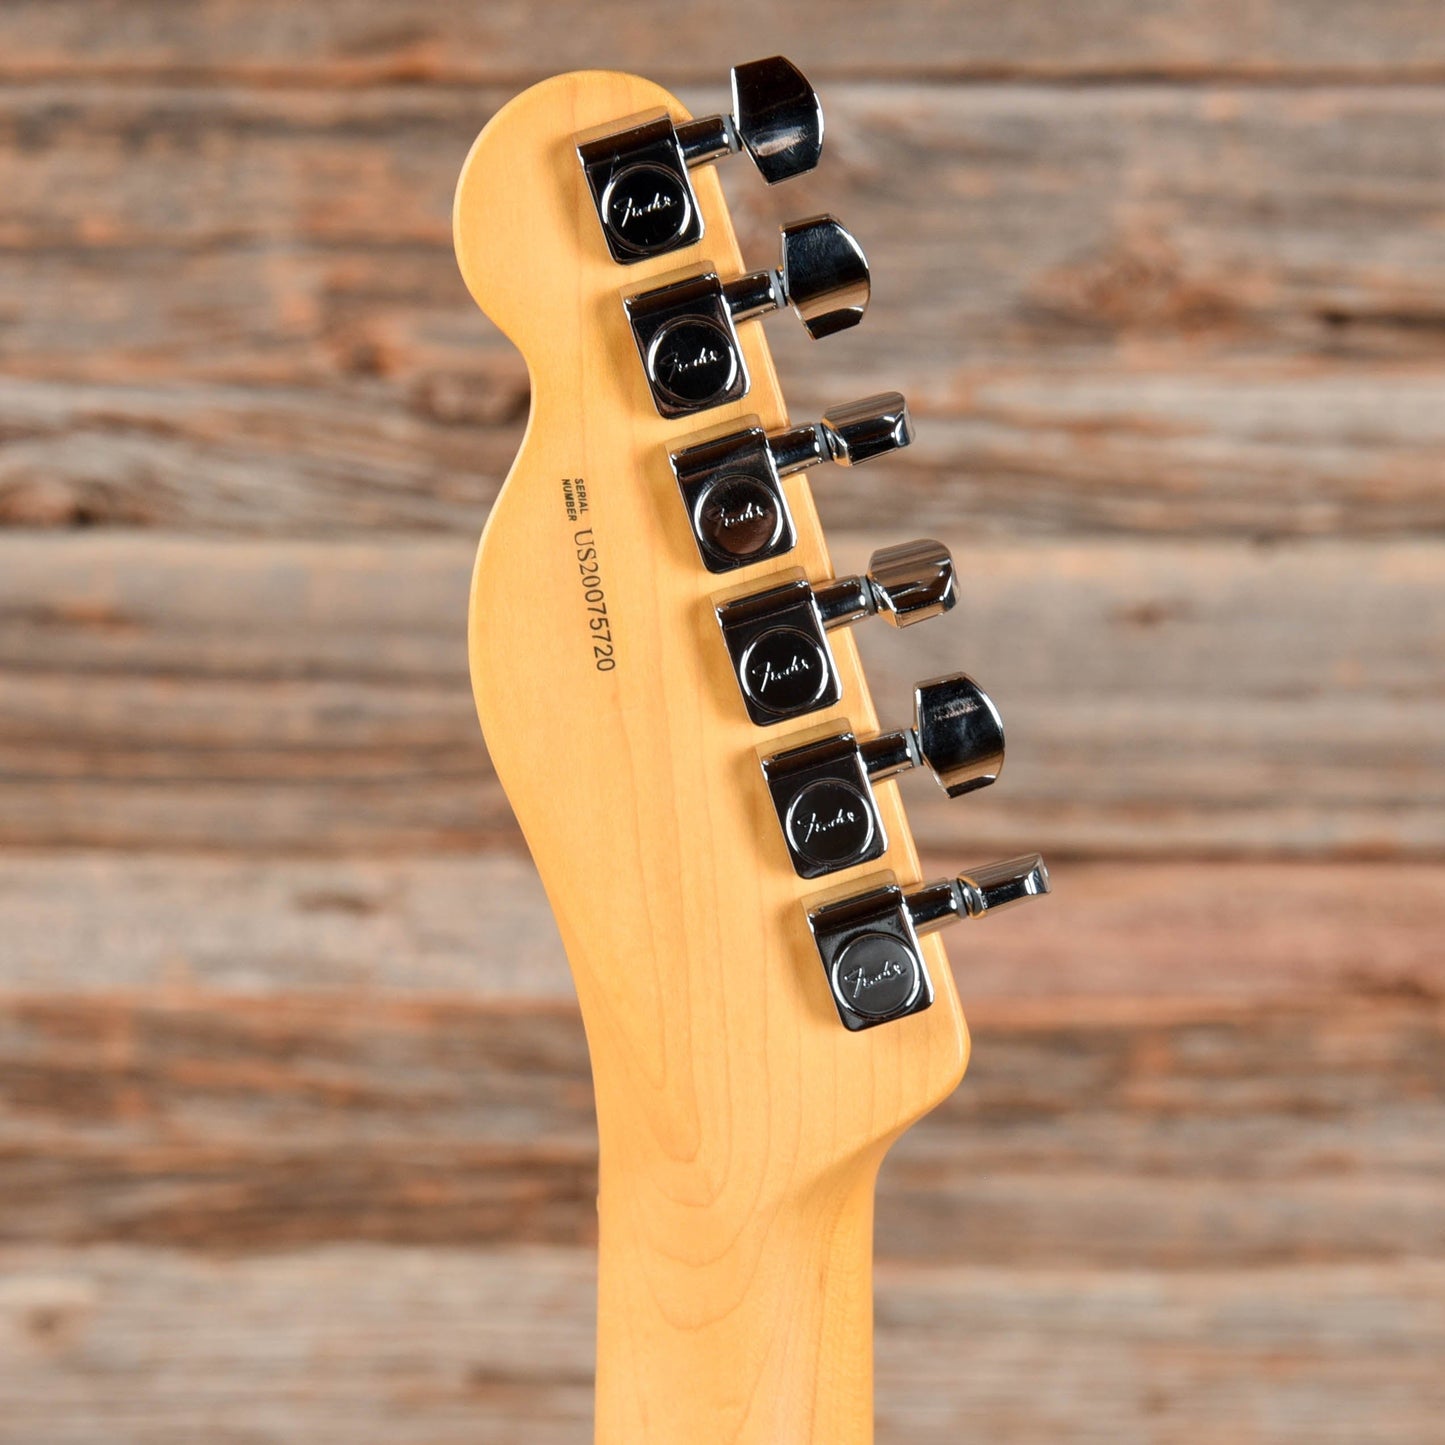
[1,3,1442,1441]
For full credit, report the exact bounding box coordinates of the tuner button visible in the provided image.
[731,56,825,183]
[913,674,1005,798]
[819,392,913,467]
[954,855,1052,918]
[582,56,824,265]
[867,539,955,626]
[779,216,871,339]
[628,218,871,416]
[904,853,1052,934]
[764,676,1002,878]
[673,397,915,575]
[805,855,1051,1028]
[718,543,955,726]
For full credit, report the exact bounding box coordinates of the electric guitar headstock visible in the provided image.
[454,61,1049,1445]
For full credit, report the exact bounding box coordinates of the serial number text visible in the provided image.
[561,478,615,671]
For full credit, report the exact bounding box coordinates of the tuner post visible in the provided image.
[624,216,871,418]
[807,855,1051,1031]
[715,539,955,727]
[761,674,1005,878]
[671,393,913,573]
[577,56,823,265]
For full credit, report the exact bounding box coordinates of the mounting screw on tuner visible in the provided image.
[715,538,955,727]
[671,393,913,573]
[808,855,1052,1031]
[577,57,823,264]
[761,673,1005,878]
[624,215,871,418]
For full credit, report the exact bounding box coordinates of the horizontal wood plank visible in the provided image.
[3,14,1440,1442]
[3,1,1445,82]
[3,84,1443,538]
[7,367,1443,540]
[1,990,1441,1265]
[2,1246,1443,1444]
[4,853,1442,1003]
[0,851,572,996]
[2,534,1440,856]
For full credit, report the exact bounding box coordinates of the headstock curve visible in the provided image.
[455,69,971,1183]
[450,64,1056,1445]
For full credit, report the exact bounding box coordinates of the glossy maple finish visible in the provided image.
[453,70,968,1445]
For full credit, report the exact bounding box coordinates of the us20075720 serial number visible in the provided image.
[573,527,616,672]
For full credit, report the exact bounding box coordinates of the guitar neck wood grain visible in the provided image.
[454,68,976,1444]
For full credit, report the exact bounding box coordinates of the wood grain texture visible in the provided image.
[4,534,1439,856]
[5,853,1442,1002]
[1,10,1441,1442]
[2,84,1443,538]
[0,851,575,996]
[1,989,1441,1265]
[3,1,1445,81]
[2,1246,1443,1445]
[453,69,973,1445]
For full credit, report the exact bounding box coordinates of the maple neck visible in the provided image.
[452,65,1011,1445]
[593,1128,882,1445]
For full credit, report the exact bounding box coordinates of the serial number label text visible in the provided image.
[563,478,615,672]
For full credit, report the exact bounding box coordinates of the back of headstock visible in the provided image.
[454,62,1047,1445]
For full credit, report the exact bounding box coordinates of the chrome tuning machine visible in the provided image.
[715,539,954,726]
[624,215,870,418]
[808,855,1052,1031]
[761,674,1004,878]
[671,393,912,572]
[577,56,823,264]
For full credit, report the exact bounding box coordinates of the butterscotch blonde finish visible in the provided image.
[454,71,968,1445]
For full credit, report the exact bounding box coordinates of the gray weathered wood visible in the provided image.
[1,990,1440,1264]
[2,9,1441,1441]
[3,853,1442,1003]
[7,367,1443,539]
[3,84,1443,538]
[3,0,1445,82]
[2,1245,1442,1444]
[2,534,1440,855]
[0,851,573,996]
